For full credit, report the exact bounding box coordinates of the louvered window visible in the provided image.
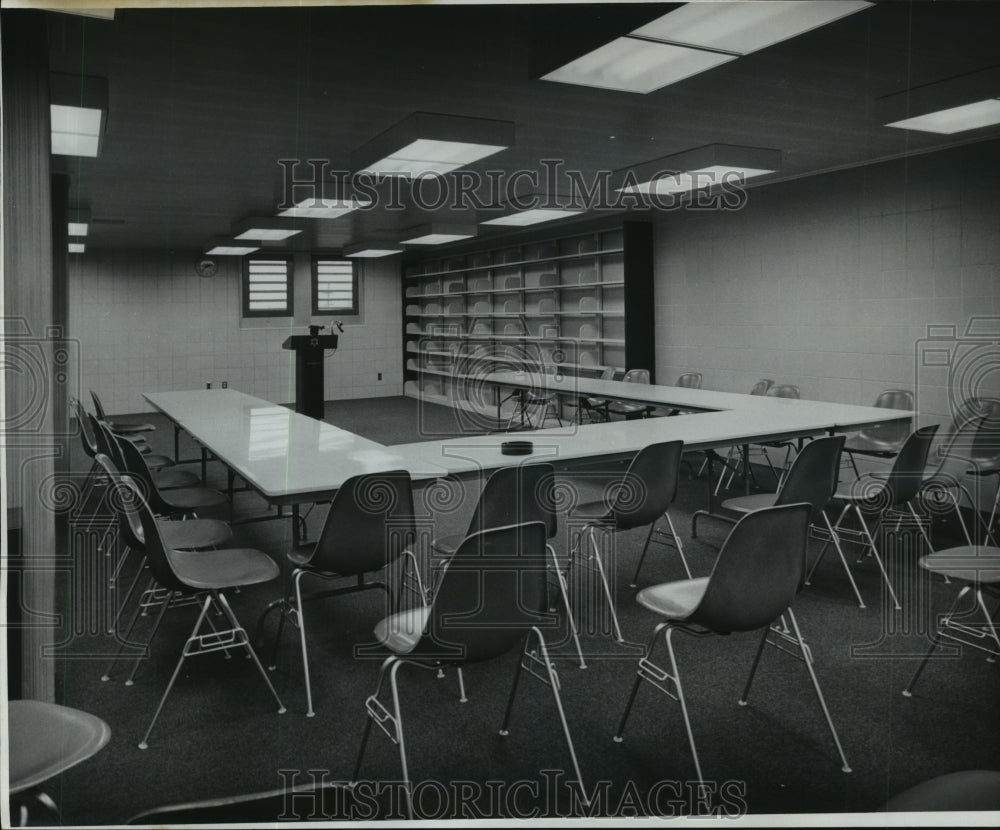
[243,256,293,317]
[312,258,358,315]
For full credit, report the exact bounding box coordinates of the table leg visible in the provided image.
[173,424,180,463]
[743,443,751,495]
[201,447,207,484]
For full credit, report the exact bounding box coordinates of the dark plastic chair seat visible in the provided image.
[140,452,175,471]
[843,434,904,455]
[159,518,232,550]
[168,547,279,590]
[885,770,1000,811]
[9,700,110,794]
[152,467,200,490]
[567,500,614,523]
[636,577,709,619]
[160,486,228,512]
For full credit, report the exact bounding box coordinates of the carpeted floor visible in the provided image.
[42,397,1000,824]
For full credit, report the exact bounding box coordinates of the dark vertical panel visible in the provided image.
[3,10,57,702]
[622,221,655,382]
[51,173,71,598]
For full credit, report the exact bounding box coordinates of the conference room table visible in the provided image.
[143,389,448,543]
[144,384,913,543]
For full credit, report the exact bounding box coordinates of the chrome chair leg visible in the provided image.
[587,526,624,642]
[806,512,866,608]
[613,623,664,742]
[292,569,317,717]
[547,544,587,669]
[853,506,901,610]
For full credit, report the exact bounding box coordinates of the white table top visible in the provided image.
[144,389,447,502]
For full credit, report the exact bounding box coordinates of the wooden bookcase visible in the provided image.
[401,220,654,412]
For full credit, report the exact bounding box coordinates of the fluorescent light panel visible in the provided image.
[276,197,370,219]
[617,144,781,195]
[352,113,514,179]
[400,224,477,245]
[482,208,585,227]
[542,37,735,94]
[544,1,871,94]
[205,239,260,256]
[68,242,86,254]
[633,1,872,56]
[50,73,108,158]
[232,216,303,241]
[343,243,404,258]
[886,99,1000,134]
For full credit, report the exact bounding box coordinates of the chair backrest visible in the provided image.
[776,435,846,519]
[89,389,109,421]
[307,470,416,576]
[943,397,1000,465]
[676,372,702,389]
[611,441,684,530]
[415,522,548,665]
[749,379,774,396]
[465,463,556,541]
[767,384,800,399]
[116,477,187,592]
[687,503,811,633]
[856,389,914,446]
[599,366,615,381]
[93,452,147,550]
[621,368,650,385]
[882,425,940,504]
[109,426,172,515]
[73,398,99,458]
[92,417,128,473]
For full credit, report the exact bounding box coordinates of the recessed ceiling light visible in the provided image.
[885,99,1000,134]
[231,216,303,241]
[68,242,86,254]
[276,197,370,219]
[616,144,781,195]
[352,112,514,178]
[481,208,585,227]
[204,238,260,256]
[50,73,107,158]
[542,37,735,94]
[399,223,477,245]
[68,208,91,237]
[633,1,872,56]
[342,243,404,258]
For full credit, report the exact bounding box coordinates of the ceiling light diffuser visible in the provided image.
[232,216,303,241]
[277,197,370,219]
[399,224,477,245]
[352,112,514,178]
[68,242,86,254]
[542,37,735,94]
[68,208,91,237]
[50,73,108,158]
[204,238,259,256]
[885,99,1000,134]
[481,208,585,227]
[342,243,404,258]
[616,144,781,195]
[633,1,872,56]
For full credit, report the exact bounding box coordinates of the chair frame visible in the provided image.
[351,523,588,820]
[614,504,851,791]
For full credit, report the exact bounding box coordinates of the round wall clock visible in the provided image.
[196,258,218,278]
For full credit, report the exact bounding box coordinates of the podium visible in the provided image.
[282,331,338,420]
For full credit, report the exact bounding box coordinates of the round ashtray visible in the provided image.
[501,440,534,455]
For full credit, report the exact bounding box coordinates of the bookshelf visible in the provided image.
[401,220,654,413]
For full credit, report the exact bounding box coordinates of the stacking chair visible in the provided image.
[607,368,654,419]
[115,477,285,748]
[8,700,111,826]
[89,408,197,489]
[755,384,802,486]
[569,366,615,424]
[901,544,1000,697]
[90,388,155,435]
[504,366,563,430]
[937,397,1000,543]
[676,372,702,389]
[567,441,691,642]
[352,522,587,820]
[842,389,914,477]
[614,503,851,786]
[428,463,586,669]
[692,436,866,607]
[709,378,774,489]
[93,453,234,686]
[110,424,228,518]
[265,470,417,716]
[826,425,940,611]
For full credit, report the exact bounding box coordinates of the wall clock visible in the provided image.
[196,258,218,278]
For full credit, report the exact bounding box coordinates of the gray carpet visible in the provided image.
[39,397,1000,824]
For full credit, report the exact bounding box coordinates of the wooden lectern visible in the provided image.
[282,326,338,420]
